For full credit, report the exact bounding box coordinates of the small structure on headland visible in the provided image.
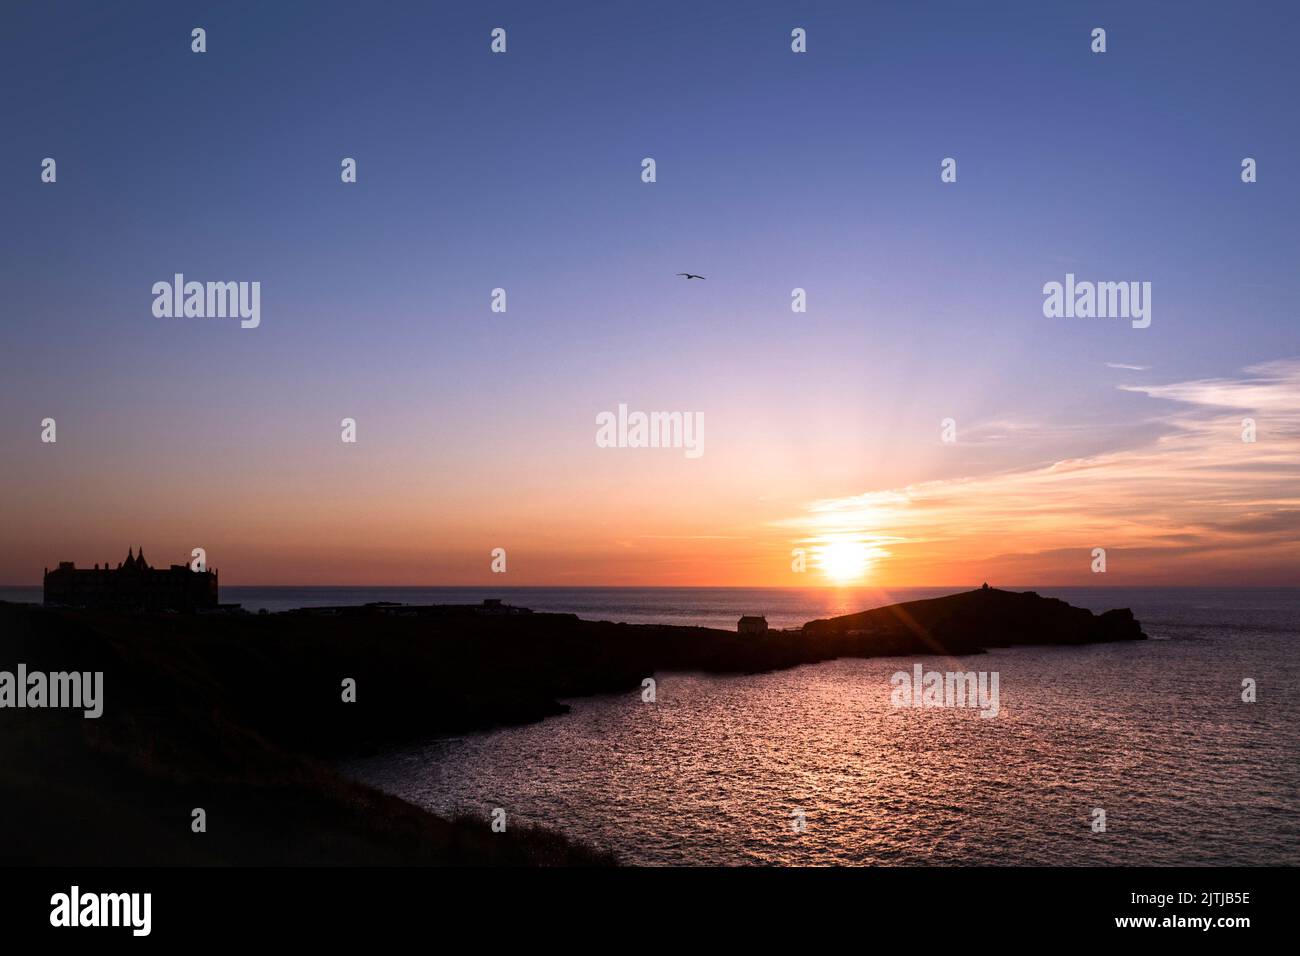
[43,547,218,612]
[737,614,768,635]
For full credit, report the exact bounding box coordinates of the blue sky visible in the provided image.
[2,0,1297,585]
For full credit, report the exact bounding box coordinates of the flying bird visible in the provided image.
[676,273,707,280]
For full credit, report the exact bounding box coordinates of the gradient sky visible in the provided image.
[2,0,1298,586]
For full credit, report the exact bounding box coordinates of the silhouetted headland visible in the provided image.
[0,587,1143,865]
[802,585,1145,650]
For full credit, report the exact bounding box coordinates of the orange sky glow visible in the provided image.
[6,360,1297,587]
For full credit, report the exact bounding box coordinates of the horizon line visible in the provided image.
[4,582,1298,590]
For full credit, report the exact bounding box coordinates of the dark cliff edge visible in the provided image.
[0,588,1143,865]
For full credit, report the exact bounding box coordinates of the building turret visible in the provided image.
[45,545,219,611]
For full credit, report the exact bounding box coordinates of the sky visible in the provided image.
[1,0,1298,586]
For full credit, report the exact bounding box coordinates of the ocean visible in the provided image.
[0,584,968,628]
[8,583,1261,631]
[6,583,1296,865]
[334,586,1298,866]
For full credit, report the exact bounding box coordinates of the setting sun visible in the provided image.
[815,538,875,584]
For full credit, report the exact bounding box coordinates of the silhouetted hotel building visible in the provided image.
[43,547,218,611]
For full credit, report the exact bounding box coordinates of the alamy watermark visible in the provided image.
[50,886,150,936]
[1042,273,1150,329]
[890,663,999,718]
[596,404,703,459]
[152,274,260,329]
[0,665,102,718]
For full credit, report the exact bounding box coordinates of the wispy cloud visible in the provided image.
[1118,359,1300,412]
[780,360,1300,584]
[1106,362,1151,371]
